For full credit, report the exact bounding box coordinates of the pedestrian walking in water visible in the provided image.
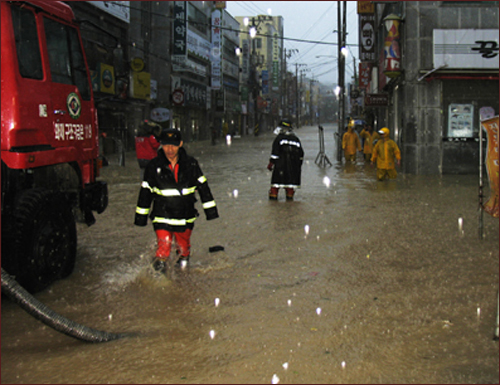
[371,127,401,181]
[360,124,379,162]
[342,119,362,162]
[134,128,219,273]
[267,119,304,201]
[135,120,162,179]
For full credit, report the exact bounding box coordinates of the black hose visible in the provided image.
[1,268,129,343]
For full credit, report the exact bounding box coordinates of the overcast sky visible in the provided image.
[225,1,360,88]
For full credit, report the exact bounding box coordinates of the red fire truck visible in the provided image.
[1,1,108,293]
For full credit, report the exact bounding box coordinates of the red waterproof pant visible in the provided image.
[155,229,192,259]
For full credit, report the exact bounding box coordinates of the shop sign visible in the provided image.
[187,29,210,61]
[130,71,150,100]
[130,57,144,72]
[364,93,388,107]
[173,2,187,58]
[171,76,207,108]
[151,108,170,122]
[434,29,499,69]
[359,62,372,90]
[211,10,222,90]
[359,14,375,62]
[241,40,250,81]
[357,1,374,14]
[88,1,130,23]
[261,70,269,95]
[98,63,115,94]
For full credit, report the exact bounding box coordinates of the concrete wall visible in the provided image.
[399,1,499,175]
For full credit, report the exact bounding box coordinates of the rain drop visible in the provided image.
[215,298,220,307]
[323,176,331,188]
[316,307,322,315]
[304,225,310,235]
[108,314,113,321]
[282,362,289,370]
[272,374,280,384]
[226,135,232,145]
[233,189,239,198]
[287,299,292,307]
[209,330,216,339]
[341,361,346,369]
[458,217,464,236]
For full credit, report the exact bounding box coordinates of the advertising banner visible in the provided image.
[481,115,499,218]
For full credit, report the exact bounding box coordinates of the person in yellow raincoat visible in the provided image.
[342,120,361,162]
[360,124,379,162]
[371,127,401,181]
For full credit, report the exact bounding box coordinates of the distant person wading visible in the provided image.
[267,119,304,201]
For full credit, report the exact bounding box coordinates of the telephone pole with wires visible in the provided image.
[336,1,347,161]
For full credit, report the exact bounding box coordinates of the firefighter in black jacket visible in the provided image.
[267,119,304,201]
[134,128,219,272]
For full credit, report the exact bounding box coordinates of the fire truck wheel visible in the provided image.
[10,188,77,293]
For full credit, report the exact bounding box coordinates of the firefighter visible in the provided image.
[342,119,362,162]
[267,119,304,201]
[134,128,219,273]
[371,127,401,181]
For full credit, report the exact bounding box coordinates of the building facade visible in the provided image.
[358,1,499,175]
[236,15,284,134]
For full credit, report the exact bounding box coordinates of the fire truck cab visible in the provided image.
[1,1,108,293]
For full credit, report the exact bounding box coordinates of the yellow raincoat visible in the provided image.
[342,127,361,161]
[371,138,401,180]
[360,129,379,161]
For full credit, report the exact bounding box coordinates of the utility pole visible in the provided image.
[336,1,347,161]
[283,48,298,120]
[294,63,306,128]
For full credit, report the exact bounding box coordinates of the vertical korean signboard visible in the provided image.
[272,33,280,90]
[358,2,375,62]
[211,10,222,90]
[173,2,187,68]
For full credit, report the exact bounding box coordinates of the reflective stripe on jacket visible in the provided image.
[134,147,218,231]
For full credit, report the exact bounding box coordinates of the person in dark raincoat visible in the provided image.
[267,119,304,201]
[134,128,219,273]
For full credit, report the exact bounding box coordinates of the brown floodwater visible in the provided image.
[2,124,498,384]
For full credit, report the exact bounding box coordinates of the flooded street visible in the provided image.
[2,124,499,384]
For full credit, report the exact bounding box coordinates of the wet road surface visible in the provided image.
[2,124,499,384]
